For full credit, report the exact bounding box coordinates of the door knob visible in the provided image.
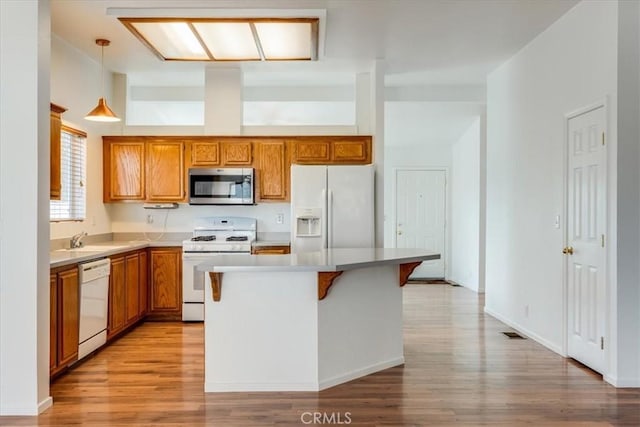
[562,246,574,255]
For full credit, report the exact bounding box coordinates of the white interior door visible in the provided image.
[566,106,606,374]
[395,169,446,278]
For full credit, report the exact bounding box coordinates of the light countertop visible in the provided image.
[50,240,182,268]
[196,248,440,273]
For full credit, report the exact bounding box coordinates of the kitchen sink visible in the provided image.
[58,245,127,252]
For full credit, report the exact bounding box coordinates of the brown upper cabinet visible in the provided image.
[104,136,371,203]
[103,137,185,203]
[146,140,185,201]
[331,138,371,163]
[188,139,253,167]
[221,139,253,165]
[50,103,66,200]
[257,140,288,202]
[189,140,220,166]
[290,136,372,165]
[291,139,331,164]
[103,139,146,201]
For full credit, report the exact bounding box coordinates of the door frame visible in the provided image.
[562,98,610,367]
[391,167,449,278]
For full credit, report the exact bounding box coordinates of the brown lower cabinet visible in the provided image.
[50,265,80,377]
[138,250,148,317]
[147,247,182,320]
[108,250,146,341]
[251,245,291,255]
[50,246,182,379]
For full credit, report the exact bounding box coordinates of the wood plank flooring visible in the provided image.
[2,285,638,426]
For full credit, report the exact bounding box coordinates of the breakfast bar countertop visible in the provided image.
[197,248,439,273]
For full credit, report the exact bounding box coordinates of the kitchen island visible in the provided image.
[198,248,440,392]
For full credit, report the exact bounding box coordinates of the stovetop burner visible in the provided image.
[226,236,248,242]
[191,235,216,242]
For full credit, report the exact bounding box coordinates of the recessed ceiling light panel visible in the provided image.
[131,21,209,60]
[120,17,319,62]
[254,22,312,60]
[193,22,260,60]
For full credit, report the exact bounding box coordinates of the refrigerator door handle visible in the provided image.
[322,189,328,249]
[328,189,333,248]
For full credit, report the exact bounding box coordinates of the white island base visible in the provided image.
[200,248,439,392]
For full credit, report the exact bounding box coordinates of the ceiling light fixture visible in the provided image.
[119,18,318,62]
[85,39,120,122]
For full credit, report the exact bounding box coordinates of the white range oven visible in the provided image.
[182,216,256,321]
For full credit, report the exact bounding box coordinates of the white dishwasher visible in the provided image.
[78,258,110,360]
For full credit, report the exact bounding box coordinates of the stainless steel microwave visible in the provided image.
[188,168,254,205]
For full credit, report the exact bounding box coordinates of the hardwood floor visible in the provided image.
[2,285,638,426]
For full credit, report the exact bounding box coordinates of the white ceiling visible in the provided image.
[51,0,579,86]
[385,102,484,147]
[51,0,578,148]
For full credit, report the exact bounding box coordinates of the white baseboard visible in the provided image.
[318,357,405,391]
[205,381,319,392]
[0,395,52,416]
[604,374,640,388]
[39,396,53,413]
[483,306,563,355]
[204,357,406,392]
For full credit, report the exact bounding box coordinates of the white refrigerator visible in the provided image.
[291,164,375,252]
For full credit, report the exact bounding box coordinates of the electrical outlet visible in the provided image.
[146,214,154,224]
[276,213,284,224]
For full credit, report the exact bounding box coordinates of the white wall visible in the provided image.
[0,0,51,415]
[50,35,115,240]
[486,0,618,361]
[613,0,640,387]
[450,118,481,291]
[109,203,291,235]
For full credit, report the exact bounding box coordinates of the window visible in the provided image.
[50,125,86,221]
[243,101,355,126]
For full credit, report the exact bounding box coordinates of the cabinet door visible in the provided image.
[292,140,331,164]
[138,250,148,317]
[50,273,58,374]
[257,141,288,201]
[190,141,220,166]
[105,141,145,201]
[50,103,66,200]
[108,256,126,339]
[125,253,140,325]
[251,245,291,255]
[146,141,185,201]
[221,140,253,165]
[331,138,371,163]
[149,248,182,318]
[57,267,79,368]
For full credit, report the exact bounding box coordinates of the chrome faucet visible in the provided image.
[70,231,87,249]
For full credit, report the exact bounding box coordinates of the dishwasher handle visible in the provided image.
[79,258,111,283]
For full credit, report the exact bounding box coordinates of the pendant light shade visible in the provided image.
[85,39,120,122]
[85,97,119,122]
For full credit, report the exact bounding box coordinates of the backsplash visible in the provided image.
[107,203,291,234]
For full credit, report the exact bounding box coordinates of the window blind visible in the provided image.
[50,126,86,221]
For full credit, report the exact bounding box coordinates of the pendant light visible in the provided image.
[85,39,120,122]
